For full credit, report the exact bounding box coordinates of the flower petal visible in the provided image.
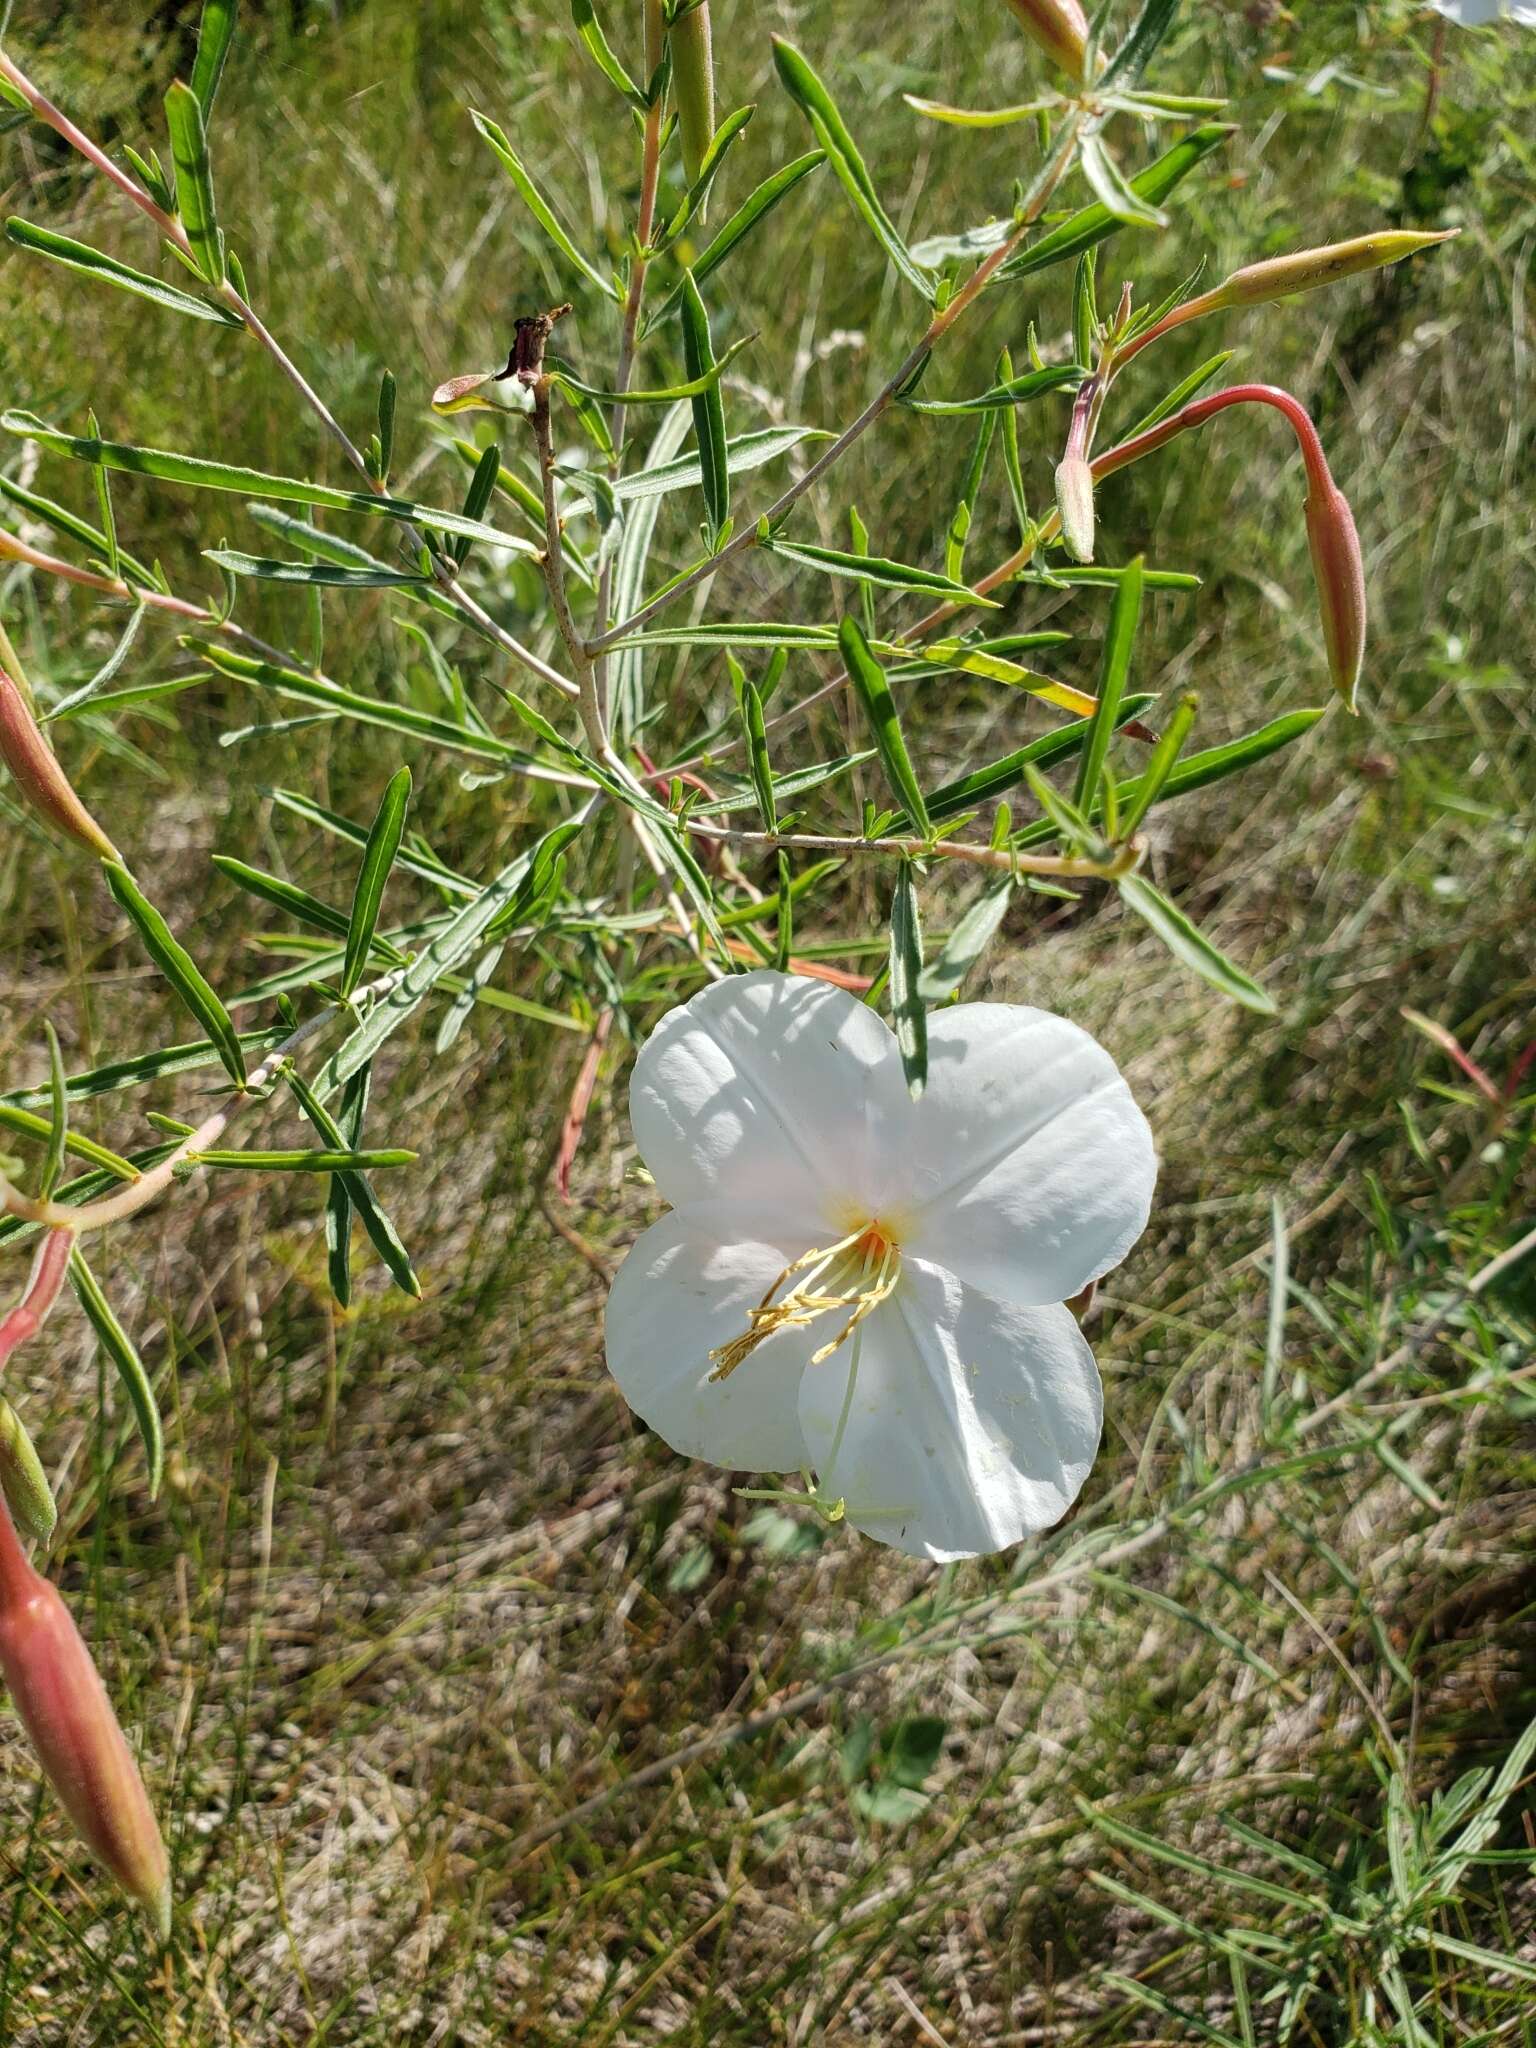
[629,969,909,1236]
[797,1258,1102,1561]
[604,1211,812,1471]
[902,1004,1155,1306]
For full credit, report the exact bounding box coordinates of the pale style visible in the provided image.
[604,971,1156,1561]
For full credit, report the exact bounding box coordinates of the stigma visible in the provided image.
[709,1222,902,1382]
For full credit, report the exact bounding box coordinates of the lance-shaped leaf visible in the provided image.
[921,693,1157,825]
[40,1023,68,1200]
[342,767,412,998]
[898,363,1082,416]
[1074,554,1143,808]
[771,37,934,301]
[69,1251,163,1496]
[738,675,776,830]
[165,79,224,282]
[0,473,156,588]
[187,1147,415,1172]
[645,151,827,329]
[547,336,755,408]
[204,548,426,588]
[608,403,693,738]
[657,104,755,250]
[889,863,927,1099]
[5,218,242,325]
[0,1105,137,1182]
[1,411,538,554]
[1100,0,1182,90]
[1002,123,1231,280]
[765,535,995,605]
[316,818,588,1096]
[840,616,931,839]
[607,424,828,502]
[105,864,246,1084]
[190,0,238,117]
[917,881,1013,1001]
[570,0,643,106]
[471,113,620,299]
[288,1067,421,1299]
[1118,870,1275,1014]
[1079,131,1168,229]
[678,272,729,546]
[0,1032,284,1111]
[324,1066,369,1306]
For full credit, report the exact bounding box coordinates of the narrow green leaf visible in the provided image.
[771,38,934,300]
[0,1104,138,1182]
[840,616,932,839]
[69,1250,163,1496]
[2,411,538,554]
[190,0,238,116]
[4,217,241,325]
[607,425,827,503]
[1074,555,1142,808]
[1101,0,1182,90]
[342,767,412,997]
[189,1147,415,1172]
[0,1033,283,1112]
[1118,871,1276,1013]
[1002,124,1231,280]
[203,548,424,588]
[679,271,729,546]
[85,409,119,583]
[946,403,997,584]
[740,677,776,830]
[767,535,993,605]
[1080,130,1168,229]
[899,364,1082,416]
[889,864,927,1098]
[548,336,755,408]
[1113,707,1323,820]
[40,1023,68,1199]
[42,601,150,722]
[165,78,224,283]
[1120,349,1234,442]
[104,863,246,1083]
[1117,690,1196,836]
[646,150,827,329]
[608,403,693,738]
[288,1066,421,1298]
[921,694,1156,825]
[324,1066,367,1306]
[376,369,397,483]
[917,881,1012,1001]
[570,0,643,105]
[0,471,156,586]
[471,112,620,299]
[657,105,755,249]
[317,819,588,1096]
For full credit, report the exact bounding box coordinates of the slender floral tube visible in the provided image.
[1092,384,1366,709]
[670,0,715,187]
[0,667,121,861]
[1004,0,1090,78]
[0,1493,170,1936]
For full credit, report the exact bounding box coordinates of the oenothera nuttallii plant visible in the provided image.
[0,0,1454,1933]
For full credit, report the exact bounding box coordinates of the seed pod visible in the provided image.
[1211,229,1458,310]
[1305,477,1366,712]
[0,668,120,861]
[670,1,715,187]
[0,1398,57,1545]
[1005,0,1090,78]
[1054,454,1096,564]
[0,1498,170,1936]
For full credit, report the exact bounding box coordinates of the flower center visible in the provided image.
[709,1221,902,1382]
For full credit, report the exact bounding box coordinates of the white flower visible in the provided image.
[604,970,1156,1562]
[1427,1,1536,23]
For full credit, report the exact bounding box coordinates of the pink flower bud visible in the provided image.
[0,668,120,861]
[1005,0,1091,76]
[0,1501,169,1936]
[1304,476,1367,712]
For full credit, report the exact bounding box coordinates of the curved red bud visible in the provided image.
[0,1500,169,1936]
[1305,478,1366,712]
[0,668,120,860]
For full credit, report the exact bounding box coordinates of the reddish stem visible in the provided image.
[1092,382,1333,498]
[0,1228,76,1373]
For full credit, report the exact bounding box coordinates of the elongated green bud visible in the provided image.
[1210,230,1458,310]
[0,1498,170,1936]
[1005,0,1090,78]
[0,1398,56,1545]
[0,668,120,861]
[1054,454,1096,564]
[670,0,715,187]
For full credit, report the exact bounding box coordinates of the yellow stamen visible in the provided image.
[709,1223,901,1382]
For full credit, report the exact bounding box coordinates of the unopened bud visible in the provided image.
[1211,230,1457,311]
[0,1398,56,1545]
[670,0,715,188]
[0,668,120,861]
[0,1502,169,1936]
[1305,478,1367,712]
[1054,454,1096,564]
[1005,0,1090,78]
